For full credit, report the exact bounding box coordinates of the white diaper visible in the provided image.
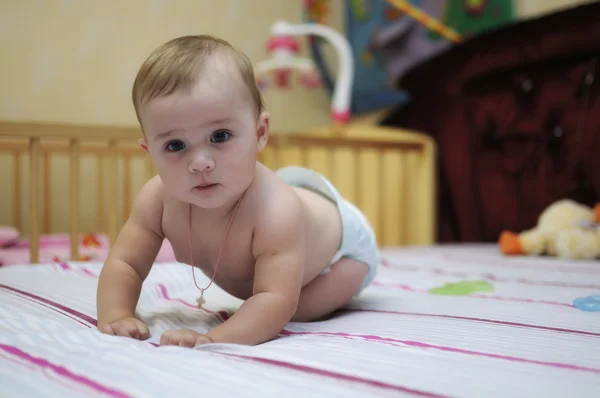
[276,166,379,293]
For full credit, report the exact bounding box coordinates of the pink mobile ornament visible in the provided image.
[256,20,354,127]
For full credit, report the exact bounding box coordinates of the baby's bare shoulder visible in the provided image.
[251,174,304,256]
[130,175,165,238]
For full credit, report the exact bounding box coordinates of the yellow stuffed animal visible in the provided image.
[499,199,600,260]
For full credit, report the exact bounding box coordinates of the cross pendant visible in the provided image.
[196,292,206,308]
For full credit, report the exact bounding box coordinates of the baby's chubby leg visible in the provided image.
[291,257,368,322]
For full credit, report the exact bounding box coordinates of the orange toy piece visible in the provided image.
[82,233,101,248]
[498,231,523,255]
[498,199,600,260]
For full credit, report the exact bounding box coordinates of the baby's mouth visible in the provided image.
[194,183,218,191]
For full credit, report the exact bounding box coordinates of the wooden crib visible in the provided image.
[0,120,435,263]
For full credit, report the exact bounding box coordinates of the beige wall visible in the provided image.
[0,0,590,235]
[0,0,344,233]
[0,0,587,127]
[0,0,343,131]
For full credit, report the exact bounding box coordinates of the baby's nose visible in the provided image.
[189,152,215,172]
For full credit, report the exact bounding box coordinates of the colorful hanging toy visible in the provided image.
[386,0,463,43]
[256,20,354,127]
[255,1,462,128]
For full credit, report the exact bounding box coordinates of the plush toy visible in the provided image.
[499,199,600,260]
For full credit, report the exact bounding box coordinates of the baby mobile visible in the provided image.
[254,0,330,93]
[254,0,464,129]
[254,34,321,91]
[254,0,355,127]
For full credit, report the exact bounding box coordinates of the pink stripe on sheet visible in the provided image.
[29,261,99,278]
[481,272,600,289]
[473,294,573,308]
[215,352,447,397]
[56,261,71,270]
[155,284,590,341]
[440,253,600,275]
[371,281,427,293]
[0,343,131,398]
[2,288,91,329]
[371,281,573,307]
[79,267,99,277]
[384,263,600,289]
[154,285,599,374]
[278,330,600,375]
[344,309,600,337]
[0,350,110,396]
[0,284,97,326]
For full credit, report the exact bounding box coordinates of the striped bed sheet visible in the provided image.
[0,244,598,397]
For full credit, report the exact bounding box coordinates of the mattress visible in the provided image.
[1,244,599,397]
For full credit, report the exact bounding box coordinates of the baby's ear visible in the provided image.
[256,111,270,151]
[138,138,149,153]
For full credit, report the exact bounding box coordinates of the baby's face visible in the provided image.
[139,55,268,210]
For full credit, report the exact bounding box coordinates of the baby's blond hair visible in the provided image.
[132,35,264,128]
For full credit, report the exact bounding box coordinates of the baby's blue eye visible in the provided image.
[211,130,231,143]
[165,140,186,152]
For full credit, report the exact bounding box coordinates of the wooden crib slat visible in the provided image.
[97,155,105,233]
[13,152,21,232]
[69,139,80,261]
[123,154,132,222]
[413,144,436,246]
[397,153,406,245]
[327,147,335,185]
[300,144,308,168]
[107,140,118,244]
[43,152,51,233]
[378,148,385,246]
[353,148,361,209]
[29,138,40,263]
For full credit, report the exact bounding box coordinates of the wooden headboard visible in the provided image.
[0,120,436,263]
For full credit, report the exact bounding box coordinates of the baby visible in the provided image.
[96,34,380,347]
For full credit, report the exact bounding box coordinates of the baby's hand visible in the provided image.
[99,317,151,340]
[160,329,213,348]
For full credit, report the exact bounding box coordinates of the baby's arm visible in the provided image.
[205,193,306,345]
[96,176,165,338]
